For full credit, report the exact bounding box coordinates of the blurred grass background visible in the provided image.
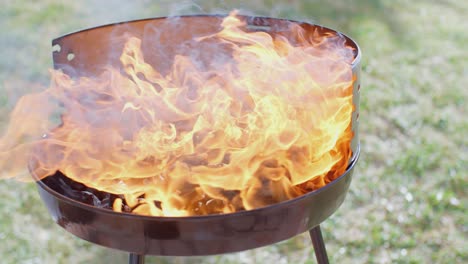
[0,0,466,263]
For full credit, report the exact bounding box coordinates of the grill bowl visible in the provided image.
[36,15,362,256]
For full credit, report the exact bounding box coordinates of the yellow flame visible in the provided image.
[0,12,355,216]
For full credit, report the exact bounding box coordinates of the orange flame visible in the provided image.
[0,13,355,216]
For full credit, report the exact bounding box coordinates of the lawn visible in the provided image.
[0,0,466,263]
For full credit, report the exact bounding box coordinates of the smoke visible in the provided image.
[0,5,355,215]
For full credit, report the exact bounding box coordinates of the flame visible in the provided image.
[0,13,355,216]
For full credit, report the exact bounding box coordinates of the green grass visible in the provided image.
[0,0,467,263]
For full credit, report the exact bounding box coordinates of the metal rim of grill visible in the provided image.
[35,14,362,261]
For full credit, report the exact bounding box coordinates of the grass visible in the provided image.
[0,0,467,263]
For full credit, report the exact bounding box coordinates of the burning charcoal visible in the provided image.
[113,198,123,212]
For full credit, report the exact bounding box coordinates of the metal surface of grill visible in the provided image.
[36,15,362,264]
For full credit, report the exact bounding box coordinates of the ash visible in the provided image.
[42,171,118,210]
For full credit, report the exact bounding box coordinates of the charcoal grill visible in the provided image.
[35,15,361,264]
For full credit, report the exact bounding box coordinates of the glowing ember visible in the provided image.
[0,12,355,216]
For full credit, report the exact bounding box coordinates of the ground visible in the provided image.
[0,0,466,263]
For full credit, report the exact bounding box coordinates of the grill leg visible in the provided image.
[129,253,145,264]
[309,225,329,264]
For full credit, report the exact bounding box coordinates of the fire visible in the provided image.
[0,12,355,216]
